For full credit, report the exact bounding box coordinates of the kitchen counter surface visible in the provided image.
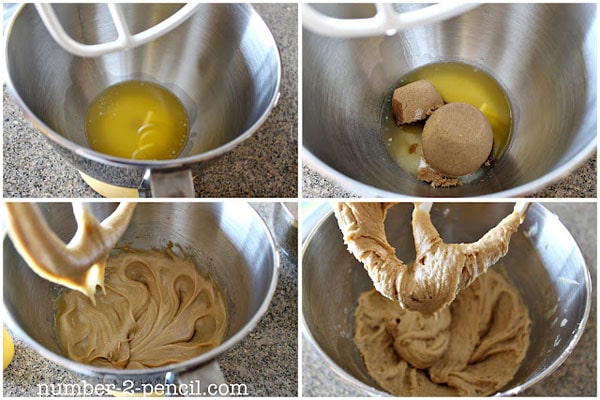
[301,202,597,396]
[3,4,298,198]
[303,153,597,198]
[3,202,298,397]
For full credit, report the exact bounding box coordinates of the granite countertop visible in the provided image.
[301,203,597,396]
[302,153,597,198]
[3,202,298,397]
[3,4,297,198]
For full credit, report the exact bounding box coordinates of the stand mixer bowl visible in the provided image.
[302,203,591,395]
[5,3,281,196]
[3,202,279,383]
[303,3,596,197]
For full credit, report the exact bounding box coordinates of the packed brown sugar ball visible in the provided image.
[422,102,493,177]
[392,80,444,125]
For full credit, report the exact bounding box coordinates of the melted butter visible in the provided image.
[383,62,513,177]
[86,81,189,160]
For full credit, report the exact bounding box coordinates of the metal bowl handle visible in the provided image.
[302,3,480,38]
[138,169,195,198]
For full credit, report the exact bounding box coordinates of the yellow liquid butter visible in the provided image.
[85,81,189,160]
[383,62,512,177]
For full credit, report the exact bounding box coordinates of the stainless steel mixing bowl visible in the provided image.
[303,4,597,197]
[302,203,591,395]
[3,202,278,383]
[5,4,281,196]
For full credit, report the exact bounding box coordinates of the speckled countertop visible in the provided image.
[3,4,297,198]
[303,154,597,198]
[3,202,298,397]
[302,202,597,396]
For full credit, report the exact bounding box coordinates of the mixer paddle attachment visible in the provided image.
[334,201,531,314]
[4,202,136,303]
[34,3,200,57]
[302,3,480,38]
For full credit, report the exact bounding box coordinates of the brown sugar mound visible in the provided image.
[417,163,462,188]
[422,102,493,177]
[392,80,444,125]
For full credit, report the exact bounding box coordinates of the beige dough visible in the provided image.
[333,202,529,314]
[5,202,136,302]
[56,248,227,369]
[355,268,530,396]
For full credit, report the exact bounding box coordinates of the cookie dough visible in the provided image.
[334,202,529,314]
[5,202,136,301]
[392,80,444,125]
[422,102,493,177]
[56,248,227,369]
[355,269,530,396]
